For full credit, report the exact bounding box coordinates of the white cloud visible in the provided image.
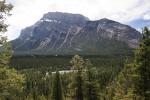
[4,0,150,40]
[143,13,150,20]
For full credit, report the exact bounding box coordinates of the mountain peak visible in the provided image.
[100,18,111,21]
[43,12,89,19]
[42,12,89,21]
[12,12,141,55]
[98,18,119,23]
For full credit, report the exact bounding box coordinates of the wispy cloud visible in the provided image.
[5,0,150,40]
[143,12,150,20]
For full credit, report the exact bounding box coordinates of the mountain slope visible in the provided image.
[12,12,141,55]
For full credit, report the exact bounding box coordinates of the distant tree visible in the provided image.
[70,55,84,70]
[51,71,64,100]
[133,27,150,99]
[0,1,25,99]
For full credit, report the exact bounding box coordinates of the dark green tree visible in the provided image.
[75,70,84,100]
[70,55,84,100]
[51,71,64,100]
[105,27,150,100]
[70,55,84,70]
[0,0,13,32]
[84,59,99,100]
[0,0,13,66]
[133,27,150,99]
[111,62,136,100]
[0,1,25,100]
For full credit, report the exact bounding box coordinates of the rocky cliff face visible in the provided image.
[12,12,141,55]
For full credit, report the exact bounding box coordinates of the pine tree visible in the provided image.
[133,27,150,99]
[26,93,34,100]
[0,1,25,99]
[105,27,150,100]
[0,0,13,32]
[75,70,84,100]
[70,55,84,100]
[70,55,84,70]
[0,0,13,67]
[104,60,138,100]
[112,63,136,100]
[84,59,99,100]
[38,95,47,100]
[51,71,64,100]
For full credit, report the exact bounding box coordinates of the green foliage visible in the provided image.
[0,39,12,67]
[70,55,85,70]
[0,0,13,32]
[0,67,25,99]
[0,36,25,100]
[70,55,84,100]
[75,71,84,100]
[22,69,52,100]
[10,56,71,70]
[133,27,150,99]
[39,95,47,100]
[10,55,127,72]
[105,62,138,100]
[104,27,150,100]
[9,54,127,99]
[51,71,64,100]
[84,59,100,100]
[0,1,25,100]
[0,0,13,67]
[69,55,115,100]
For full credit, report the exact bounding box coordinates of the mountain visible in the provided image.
[12,12,141,55]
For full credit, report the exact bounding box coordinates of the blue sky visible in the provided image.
[4,0,150,40]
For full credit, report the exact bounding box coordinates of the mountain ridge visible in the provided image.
[12,12,142,55]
